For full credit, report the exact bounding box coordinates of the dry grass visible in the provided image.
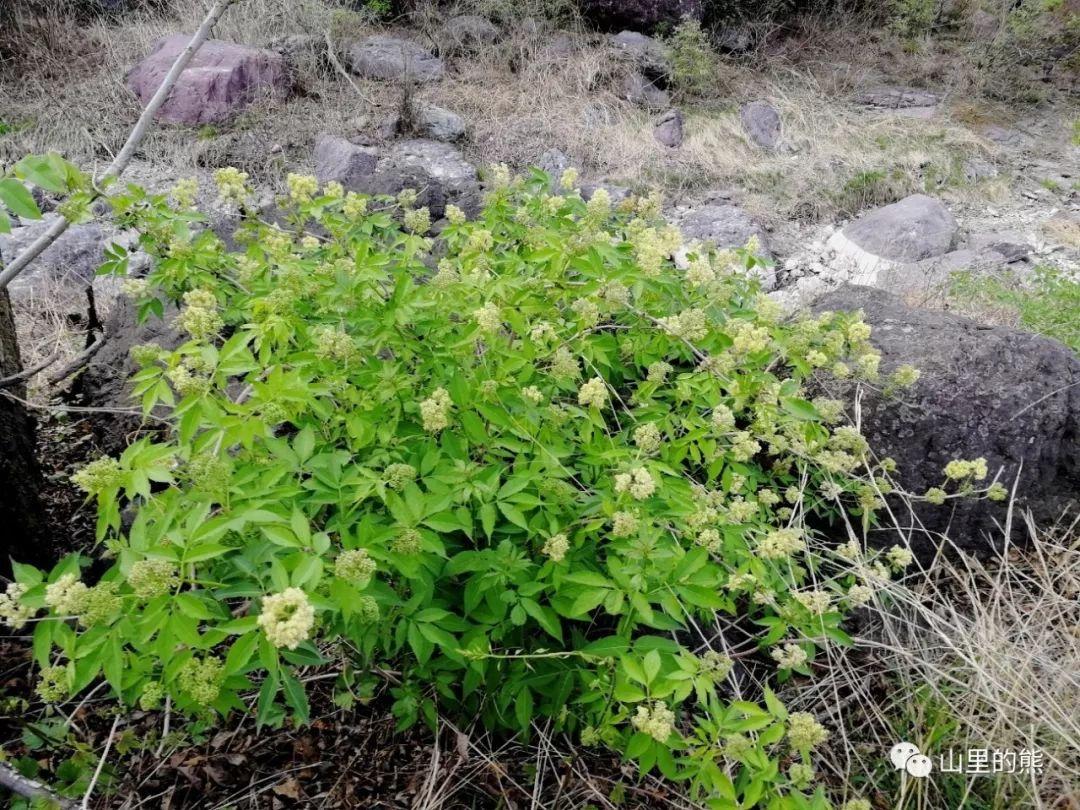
[0,0,1005,224]
[785,507,1080,809]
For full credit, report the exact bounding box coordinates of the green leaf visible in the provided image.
[781,397,820,421]
[281,671,310,724]
[497,501,529,530]
[0,178,41,219]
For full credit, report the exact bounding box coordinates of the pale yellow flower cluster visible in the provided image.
[0,583,33,630]
[312,326,357,363]
[177,288,223,341]
[886,544,914,570]
[614,467,656,500]
[522,386,544,404]
[729,320,771,354]
[420,388,453,432]
[695,528,722,553]
[633,422,662,453]
[794,590,831,615]
[771,642,808,669]
[787,712,829,750]
[286,173,319,204]
[631,701,676,741]
[542,533,569,562]
[44,573,89,615]
[646,361,672,383]
[213,167,249,204]
[127,559,179,599]
[445,204,467,224]
[611,510,639,537]
[847,583,873,605]
[335,548,376,586]
[944,457,988,481]
[756,527,805,559]
[343,192,368,218]
[571,298,600,327]
[631,225,681,276]
[178,656,224,705]
[384,463,417,490]
[577,377,608,408]
[585,188,611,220]
[658,308,708,341]
[171,177,199,208]
[404,207,431,234]
[71,456,123,495]
[559,167,578,190]
[258,587,316,650]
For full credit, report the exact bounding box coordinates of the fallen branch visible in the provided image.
[0,344,65,389]
[46,332,108,386]
[0,761,76,809]
[0,0,240,291]
[324,30,374,106]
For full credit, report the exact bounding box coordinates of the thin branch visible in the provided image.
[324,30,374,105]
[82,714,120,810]
[0,761,76,809]
[46,332,108,386]
[0,0,240,290]
[0,344,64,389]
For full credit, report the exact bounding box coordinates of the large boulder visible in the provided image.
[578,0,703,32]
[826,194,957,284]
[314,135,480,218]
[619,72,670,110]
[126,34,290,125]
[653,108,684,148]
[410,102,466,142]
[346,36,445,83]
[811,285,1080,555]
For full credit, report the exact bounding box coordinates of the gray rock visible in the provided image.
[314,134,380,188]
[967,231,1031,262]
[835,194,957,264]
[346,36,445,83]
[314,135,480,217]
[126,34,291,124]
[680,203,770,253]
[542,33,577,59]
[739,100,782,150]
[653,108,684,148]
[582,102,616,128]
[537,149,572,183]
[610,30,670,82]
[811,284,1080,556]
[979,124,1024,146]
[411,102,466,141]
[856,85,940,110]
[0,214,113,292]
[620,72,670,110]
[437,15,500,55]
[962,157,999,183]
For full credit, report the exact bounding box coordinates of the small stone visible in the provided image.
[346,36,444,83]
[653,108,684,148]
[411,102,466,142]
[314,134,379,188]
[739,100,782,150]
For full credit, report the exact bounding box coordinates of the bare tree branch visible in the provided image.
[46,332,108,386]
[0,760,76,808]
[0,0,240,290]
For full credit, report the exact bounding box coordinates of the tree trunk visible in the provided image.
[0,284,49,575]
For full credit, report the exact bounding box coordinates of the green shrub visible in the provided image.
[1,159,997,807]
[887,0,939,37]
[667,18,719,98]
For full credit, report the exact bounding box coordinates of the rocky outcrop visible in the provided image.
[739,100,782,150]
[856,85,940,118]
[812,285,1080,555]
[410,102,466,142]
[126,34,291,124]
[578,0,703,32]
[620,72,670,110]
[346,36,445,83]
[314,135,480,218]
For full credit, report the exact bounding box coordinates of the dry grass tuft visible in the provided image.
[787,508,1080,809]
